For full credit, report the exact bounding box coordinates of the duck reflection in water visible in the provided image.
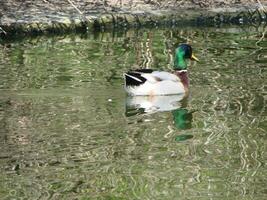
[126,94,185,115]
[125,94,195,141]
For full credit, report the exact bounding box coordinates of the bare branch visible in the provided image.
[67,0,83,15]
[0,26,7,35]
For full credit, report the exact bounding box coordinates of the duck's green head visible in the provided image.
[174,44,199,70]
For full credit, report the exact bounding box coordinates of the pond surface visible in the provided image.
[0,26,266,199]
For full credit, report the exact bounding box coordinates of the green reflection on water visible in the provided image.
[0,26,266,199]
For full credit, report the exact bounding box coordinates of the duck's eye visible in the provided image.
[184,47,192,58]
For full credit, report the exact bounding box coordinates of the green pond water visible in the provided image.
[0,26,266,199]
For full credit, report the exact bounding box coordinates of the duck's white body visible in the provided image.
[124,70,189,96]
[125,79,185,96]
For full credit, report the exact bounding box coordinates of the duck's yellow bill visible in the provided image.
[191,54,199,62]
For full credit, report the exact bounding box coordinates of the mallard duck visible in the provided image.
[124,44,198,96]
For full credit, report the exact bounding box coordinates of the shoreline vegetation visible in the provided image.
[0,0,267,39]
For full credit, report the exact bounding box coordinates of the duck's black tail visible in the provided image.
[124,72,146,86]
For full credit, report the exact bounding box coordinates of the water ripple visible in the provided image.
[0,26,266,199]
